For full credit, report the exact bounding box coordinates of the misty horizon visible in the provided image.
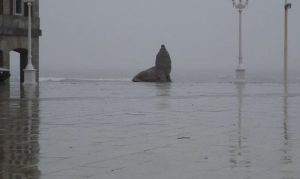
[28,0,300,79]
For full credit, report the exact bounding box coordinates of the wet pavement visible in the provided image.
[1,81,300,179]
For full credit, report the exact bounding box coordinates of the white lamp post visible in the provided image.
[232,0,248,83]
[284,0,291,94]
[23,0,37,86]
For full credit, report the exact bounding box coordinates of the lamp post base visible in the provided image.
[235,67,246,84]
[23,67,37,86]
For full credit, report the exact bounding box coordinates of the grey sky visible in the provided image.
[39,0,300,77]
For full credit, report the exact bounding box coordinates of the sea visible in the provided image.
[1,72,300,179]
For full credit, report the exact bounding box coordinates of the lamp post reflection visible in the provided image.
[281,93,291,164]
[237,83,244,151]
[0,85,40,179]
[279,85,295,179]
[229,83,251,169]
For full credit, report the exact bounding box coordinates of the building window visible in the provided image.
[14,0,24,15]
[0,0,3,15]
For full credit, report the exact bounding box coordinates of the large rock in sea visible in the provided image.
[133,45,172,82]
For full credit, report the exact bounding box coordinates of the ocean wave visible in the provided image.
[39,77,67,82]
[39,77,131,83]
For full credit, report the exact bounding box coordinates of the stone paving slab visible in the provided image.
[1,82,300,179]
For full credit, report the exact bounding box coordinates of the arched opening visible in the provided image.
[9,48,28,83]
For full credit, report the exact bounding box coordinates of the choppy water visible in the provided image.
[1,79,300,179]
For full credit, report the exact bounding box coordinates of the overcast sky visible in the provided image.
[39,0,300,78]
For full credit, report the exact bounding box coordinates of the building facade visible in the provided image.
[0,0,41,82]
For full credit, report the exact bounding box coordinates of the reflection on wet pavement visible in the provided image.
[1,81,300,179]
[0,85,40,179]
[228,83,251,170]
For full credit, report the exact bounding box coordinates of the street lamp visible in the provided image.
[284,0,291,94]
[232,0,248,83]
[23,0,37,86]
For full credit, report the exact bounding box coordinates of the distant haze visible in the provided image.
[39,0,300,79]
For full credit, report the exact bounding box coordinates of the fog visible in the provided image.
[39,0,300,79]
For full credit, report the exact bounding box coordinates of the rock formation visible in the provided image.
[133,45,172,82]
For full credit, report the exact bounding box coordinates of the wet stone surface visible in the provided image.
[1,81,300,179]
